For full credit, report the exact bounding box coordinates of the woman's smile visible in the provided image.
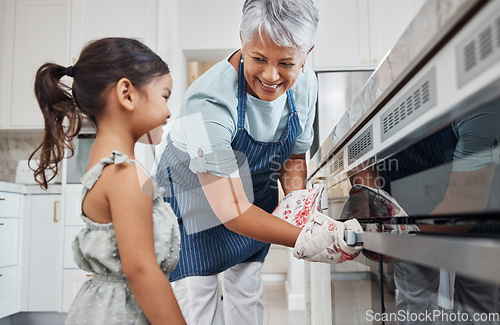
[259,79,281,91]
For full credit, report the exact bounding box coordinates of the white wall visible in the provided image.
[162,0,244,117]
[179,0,244,56]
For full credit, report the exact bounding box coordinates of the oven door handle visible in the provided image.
[346,230,364,245]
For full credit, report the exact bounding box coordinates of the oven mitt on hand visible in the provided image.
[340,184,419,263]
[271,187,324,228]
[272,186,363,263]
[293,213,363,264]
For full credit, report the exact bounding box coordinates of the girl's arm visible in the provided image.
[197,172,301,247]
[105,163,185,325]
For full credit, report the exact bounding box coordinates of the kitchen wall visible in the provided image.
[165,0,244,118]
[0,132,41,182]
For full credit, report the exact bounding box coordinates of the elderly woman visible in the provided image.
[156,0,361,324]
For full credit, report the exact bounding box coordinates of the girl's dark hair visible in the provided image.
[30,37,169,189]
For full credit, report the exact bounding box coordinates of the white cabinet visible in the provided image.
[69,0,157,61]
[313,0,370,70]
[0,266,19,319]
[19,188,86,314]
[312,0,420,70]
[64,184,84,227]
[0,191,22,218]
[61,183,86,312]
[0,0,157,130]
[0,191,22,319]
[367,0,418,66]
[0,0,69,130]
[24,194,64,312]
[0,219,19,268]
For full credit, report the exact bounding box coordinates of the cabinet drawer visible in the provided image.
[0,266,19,318]
[0,192,22,218]
[0,218,19,268]
[62,269,92,312]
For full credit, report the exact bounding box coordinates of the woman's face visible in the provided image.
[242,32,307,102]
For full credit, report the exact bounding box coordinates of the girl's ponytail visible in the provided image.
[30,63,82,189]
[30,37,169,189]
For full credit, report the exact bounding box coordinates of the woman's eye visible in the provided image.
[253,57,266,63]
[280,62,295,68]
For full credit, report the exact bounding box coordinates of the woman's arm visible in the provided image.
[198,172,301,247]
[278,153,307,195]
[105,164,186,325]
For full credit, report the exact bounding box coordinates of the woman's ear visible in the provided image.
[115,78,135,111]
[301,46,315,68]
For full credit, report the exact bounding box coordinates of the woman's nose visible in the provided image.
[262,66,279,81]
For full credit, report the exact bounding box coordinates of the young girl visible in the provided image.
[30,37,186,325]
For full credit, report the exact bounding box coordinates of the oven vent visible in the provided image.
[329,152,344,177]
[463,41,476,72]
[380,68,437,142]
[479,26,493,60]
[456,10,500,87]
[348,125,373,164]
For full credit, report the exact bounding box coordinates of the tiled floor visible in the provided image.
[262,282,306,325]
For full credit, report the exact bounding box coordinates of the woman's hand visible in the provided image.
[294,214,363,264]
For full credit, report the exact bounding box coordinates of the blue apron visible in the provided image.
[157,57,301,281]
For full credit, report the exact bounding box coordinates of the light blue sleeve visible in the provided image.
[169,62,243,178]
[171,95,242,178]
[291,65,318,155]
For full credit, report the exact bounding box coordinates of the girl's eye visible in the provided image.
[163,96,170,100]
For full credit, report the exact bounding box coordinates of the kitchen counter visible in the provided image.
[308,0,484,176]
[0,181,26,193]
[0,181,61,194]
[25,184,62,194]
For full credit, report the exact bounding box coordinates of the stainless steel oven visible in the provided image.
[306,0,500,324]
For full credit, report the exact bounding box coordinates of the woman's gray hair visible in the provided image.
[240,0,319,53]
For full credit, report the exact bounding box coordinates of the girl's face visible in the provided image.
[137,73,173,145]
[242,32,306,102]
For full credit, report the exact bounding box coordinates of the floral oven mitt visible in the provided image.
[272,187,363,264]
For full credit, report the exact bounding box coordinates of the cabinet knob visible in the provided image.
[0,223,4,226]
[0,198,5,200]
[363,59,368,64]
[373,58,378,64]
